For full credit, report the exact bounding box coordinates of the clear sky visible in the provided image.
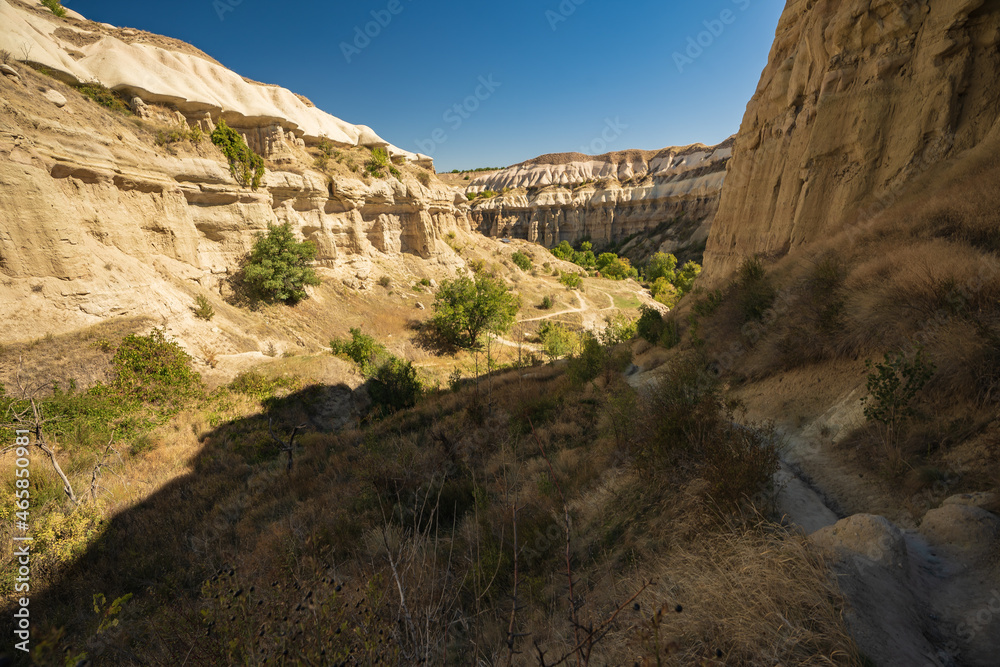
[66,0,785,172]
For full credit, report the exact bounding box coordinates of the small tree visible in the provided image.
[645,252,678,284]
[511,251,532,271]
[538,321,577,360]
[242,223,321,304]
[211,118,265,190]
[862,347,935,471]
[431,275,520,349]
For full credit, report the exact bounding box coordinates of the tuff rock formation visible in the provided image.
[467,141,731,258]
[0,1,469,342]
[704,0,1000,281]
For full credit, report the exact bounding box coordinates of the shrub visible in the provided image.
[636,306,664,344]
[511,251,532,272]
[417,171,432,187]
[651,278,679,308]
[674,260,702,294]
[192,295,215,321]
[538,321,577,360]
[242,222,321,304]
[74,81,132,115]
[600,312,637,346]
[368,357,422,413]
[41,0,66,17]
[735,256,776,322]
[378,276,392,288]
[228,371,296,400]
[559,272,582,289]
[389,165,402,180]
[595,253,637,280]
[110,329,201,405]
[539,295,553,310]
[331,328,390,376]
[211,118,265,190]
[862,347,936,469]
[331,329,421,415]
[431,275,520,349]
[365,147,390,177]
[645,252,678,283]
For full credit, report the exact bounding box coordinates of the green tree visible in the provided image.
[645,252,678,284]
[674,260,702,294]
[511,251,532,271]
[596,253,637,280]
[862,347,935,469]
[431,275,520,349]
[551,241,575,261]
[538,321,577,360]
[651,278,679,308]
[242,223,321,304]
[211,119,265,190]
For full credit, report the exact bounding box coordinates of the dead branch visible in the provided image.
[267,417,306,473]
[89,433,123,503]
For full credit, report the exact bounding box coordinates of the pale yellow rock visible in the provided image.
[468,141,731,251]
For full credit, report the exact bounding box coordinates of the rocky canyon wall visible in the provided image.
[704,0,1000,281]
[0,1,469,342]
[467,142,731,255]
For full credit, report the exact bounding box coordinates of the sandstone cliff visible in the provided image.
[0,0,431,166]
[467,141,731,260]
[0,1,470,344]
[704,0,1000,281]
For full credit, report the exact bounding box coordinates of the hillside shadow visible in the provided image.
[0,381,361,664]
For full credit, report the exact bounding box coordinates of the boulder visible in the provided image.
[43,89,66,107]
[811,514,908,572]
[920,504,1000,565]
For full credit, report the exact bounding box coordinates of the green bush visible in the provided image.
[41,0,66,17]
[365,147,390,177]
[511,251,532,271]
[645,252,678,283]
[862,347,935,459]
[74,82,132,115]
[193,295,215,321]
[559,272,582,289]
[110,329,201,405]
[378,276,392,288]
[331,328,390,376]
[242,223,321,304]
[600,312,637,346]
[431,275,520,349]
[539,295,553,310]
[538,321,577,360]
[368,357,422,413]
[636,306,664,344]
[211,118,265,190]
[331,329,421,415]
[651,278,679,308]
[595,253,637,280]
[417,170,432,187]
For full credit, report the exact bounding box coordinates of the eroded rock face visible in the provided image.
[467,142,731,252]
[0,63,469,342]
[0,0,429,164]
[703,0,1000,281]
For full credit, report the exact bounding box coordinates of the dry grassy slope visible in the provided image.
[704,0,1000,283]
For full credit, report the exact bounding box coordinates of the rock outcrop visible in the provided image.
[0,0,431,165]
[467,141,731,257]
[0,7,470,343]
[704,0,1000,281]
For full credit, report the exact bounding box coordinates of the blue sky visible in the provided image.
[67,0,785,172]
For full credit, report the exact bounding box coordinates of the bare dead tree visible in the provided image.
[0,363,78,503]
[267,417,306,474]
[88,434,123,502]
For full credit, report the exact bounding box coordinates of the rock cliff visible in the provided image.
[0,1,470,343]
[704,0,1000,281]
[467,141,731,258]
